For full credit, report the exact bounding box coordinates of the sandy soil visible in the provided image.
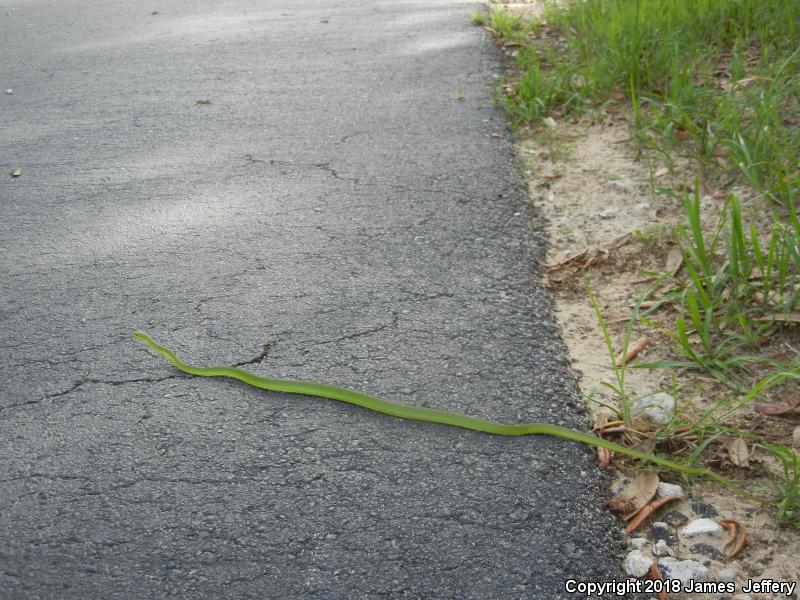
[515,117,800,598]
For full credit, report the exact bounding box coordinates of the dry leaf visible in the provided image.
[654,167,669,178]
[626,496,680,533]
[648,562,668,600]
[754,399,800,416]
[195,99,211,105]
[720,520,747,558]
[756,313,800,324]
[597,446,612,469]
[9,167,21,177]
[606,471,660,518]
[615,337,649,367]
[665,247,683,276]
[727,437,750,468]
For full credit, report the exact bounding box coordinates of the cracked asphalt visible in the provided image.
[1,0,625,597]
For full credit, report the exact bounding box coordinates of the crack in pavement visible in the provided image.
[239,153,464,197]
[0,374,189,413]
[305,312,399,347]
[231,342,273,367]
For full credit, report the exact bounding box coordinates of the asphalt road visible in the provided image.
[1,1,624,597]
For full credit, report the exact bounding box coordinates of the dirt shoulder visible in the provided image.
[479,0,800,594]
[515,117,799,598]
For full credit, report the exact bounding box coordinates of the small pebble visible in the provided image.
[598,207,620,219]
[690,499,719,517]
[624,550,652,578]
[627,537,647,550]
[652,539,673,557]
[681,518,722,538]
[718,569,736,582]
[657,482,684,498]
[658,557,708,585]
[662,510,689,526]
[690,542,725,560]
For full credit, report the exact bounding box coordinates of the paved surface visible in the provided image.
[1,1,624,597]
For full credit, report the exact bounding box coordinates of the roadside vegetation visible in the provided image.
[480,0,800,529]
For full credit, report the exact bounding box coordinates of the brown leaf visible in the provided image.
[597,446,612,469]
[625,496,680,533]
[9,167,21,177]
[605,471,660,518]
[615,337,649,367]
[727,437,750,468]
[755,399,800,416]
[756,313,800,324]
[675,129,691,141]
[720,520,747,558]
[648,561,668,600]
[665,247,683,276]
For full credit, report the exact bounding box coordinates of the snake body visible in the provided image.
[133,331,744,491]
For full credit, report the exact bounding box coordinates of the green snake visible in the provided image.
[133,331,754,497]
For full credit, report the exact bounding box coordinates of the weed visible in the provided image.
[634,186,800,390]
[469,10,485,26]
[633,223,670,248]
[762,443,800,527]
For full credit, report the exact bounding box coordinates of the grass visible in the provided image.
[494,0,800,205]
[600,190,800,524]
[642,188,799,523]
[485,0,800,527]
[469,10,485,26]
[636,187,800,389]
